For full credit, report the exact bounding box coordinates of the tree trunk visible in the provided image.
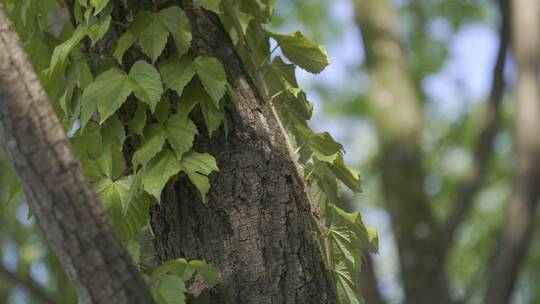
[150,2,336,303]
[484,1,540,303]
[74,0,336,302]
[0,6,155,304]
[353,0,452,303]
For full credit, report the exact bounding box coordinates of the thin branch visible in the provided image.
[441,0,510,257]
[0,265,60,304]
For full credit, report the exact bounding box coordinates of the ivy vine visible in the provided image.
[4,0,379,303]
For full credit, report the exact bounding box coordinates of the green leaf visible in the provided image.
[126,240,141,265]
[90,0,109,15]
[166,114,198,160]
[101,115,125,149]
[128,61,164,112]
[141,150,183,201]
[181,151,218,201]
[81,68,132,126]
[158,6,192,55]
[48,24,88,75]
[128,102,147,135]
[199,95,225,136]
[331,157,362,193]
[95,176,150,241]
[87,15,111,45]
[194,56,227,107]
[269,30,329,74]
[331,205,378,254]
[152,258,218,288]
[334,261,363,304]
[113,31,137,63]
[297,126,343,163]
[133,130,166,169]
[155,275,186,304]
[195,0,222,13]
[130,10,168,62]
[96,143,125,179]
[159,56,195,96]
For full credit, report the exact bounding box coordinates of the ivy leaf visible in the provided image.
[166,114,198,160]
[81,68,132,126]
[95,176,150,241]
[331,157,362,193]
[87,15,111,45]
[179,85,224,136]
[181,151,219,201]
[194,56,227,107]
[130,10,169,62]
[133,130,166,170]
[129,61,164,112]
[90,0,109,15]
[113,31,137,63]
[101,115,125,149]
[47,24,89,75]
[158,6,192,56]
[331,205,378,254]
[141,150,183,201]
[128,102,147,135]
[154,275,187,304]
[159,56,195,96]
[152,258,218,288]
[269,30,329,74]
[195,0,222,13]
[334,261,363,304]
[126,240,141,265]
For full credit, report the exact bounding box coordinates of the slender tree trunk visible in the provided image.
[353,0,452,303]
[0,7,155,304]
[484,1,540,303]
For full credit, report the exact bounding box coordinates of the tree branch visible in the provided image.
[0,7,155,304]
[0,264,60,304]
[441,0,510,257]
[484,0,540,302]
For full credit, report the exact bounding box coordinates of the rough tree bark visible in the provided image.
[0,6,155,304]
[353,0,452,303]
[150,1,337,303]
[484,1,540,303]
[71,0,337,303]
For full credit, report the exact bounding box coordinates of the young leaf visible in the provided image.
[331,157,362,193]
[166,114,198,160]
[334,261,363,304]
[48,25,89,75]
[81,68,132,126]
[155,275,187,304]
[181,151,219,201]
[128,102,147,135]
[158,6,192,55]
[159,56,195,96]
[132,130,166,169]
[130,10,169,62]
[269,30,329,74]
[129,60,164,112]
[141,150,183,201]
[90,0,109,15]
[95,176,150,241]
[195,0,222,13]
[87,15,111,45]
[113,31,137,63]
[194,56,227,107]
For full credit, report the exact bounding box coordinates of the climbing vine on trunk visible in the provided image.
[3,0,378,303]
